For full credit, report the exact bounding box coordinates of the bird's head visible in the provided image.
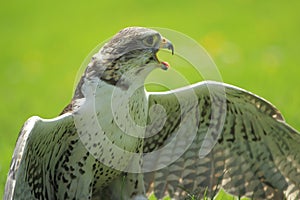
[85,27,174,89]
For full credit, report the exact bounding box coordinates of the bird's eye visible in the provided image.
[143,35,156,46]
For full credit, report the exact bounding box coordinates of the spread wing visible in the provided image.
[4,113,75,200]
[143,81,300,199]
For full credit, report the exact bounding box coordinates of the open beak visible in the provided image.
[157,37,174,70]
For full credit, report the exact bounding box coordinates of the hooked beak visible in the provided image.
[160,37,174,55]
[156,37,174,70]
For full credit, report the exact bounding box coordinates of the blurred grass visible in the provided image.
[1,0,300,199]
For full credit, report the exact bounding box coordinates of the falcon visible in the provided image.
[4,27,300,200]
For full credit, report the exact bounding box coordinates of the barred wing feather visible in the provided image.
[144,81,300,200]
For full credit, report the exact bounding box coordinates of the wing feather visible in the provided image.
[144,81,300,199]
[4,113,74,200]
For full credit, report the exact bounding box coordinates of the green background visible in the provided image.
[1,0,300,198]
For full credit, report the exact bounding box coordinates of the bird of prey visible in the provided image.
[4,27,300,200]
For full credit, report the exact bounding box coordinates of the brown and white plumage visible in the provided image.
[143,81,300,199]
[4,27,300,200]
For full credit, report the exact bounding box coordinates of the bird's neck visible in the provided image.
[72,56,157,134]
[74,76,149,137]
